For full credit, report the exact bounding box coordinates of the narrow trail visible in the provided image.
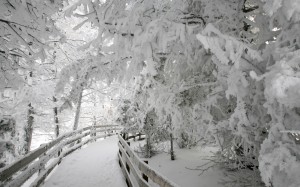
[42,135,126,187]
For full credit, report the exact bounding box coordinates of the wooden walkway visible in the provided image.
[42,136,126,187]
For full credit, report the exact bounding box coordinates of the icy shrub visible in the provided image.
[259,123,300,187]
[176,129,188,148]
[0,117,17,168]
[135,137,158,158]
[152,127,169,144]
[209,148,264,187]
[258,19,300,186]
[176,129,197,148]
[141,109,160,158]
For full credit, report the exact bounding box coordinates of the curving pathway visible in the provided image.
[42,135,126,187]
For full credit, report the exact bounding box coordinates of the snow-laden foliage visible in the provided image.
[0,117,17,167]
[256,1,300,186]
[0,0,65,90]
[11,0,297,186]
[1,0,72,165]
[1,0,300,186]
[60,1,275,184]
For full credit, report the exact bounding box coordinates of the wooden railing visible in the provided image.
[0,125,120,187]
[118,134,179,187]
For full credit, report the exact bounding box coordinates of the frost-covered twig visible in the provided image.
[185,159,217,176]
[220,168,264,187]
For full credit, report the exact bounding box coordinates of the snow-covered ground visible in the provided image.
[42,135,126,187]
[130,139,224,187]
[30,130,55,151]
[148,146,224,187]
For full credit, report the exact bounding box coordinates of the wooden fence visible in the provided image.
[118,134,179,187]
[0,125,120,187]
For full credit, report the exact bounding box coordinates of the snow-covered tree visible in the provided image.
[1,0,298,186]
[0,0,64,90]
[255,1,300,186]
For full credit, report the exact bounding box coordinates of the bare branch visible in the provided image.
[4,22,34,54]
[0,18,40,31]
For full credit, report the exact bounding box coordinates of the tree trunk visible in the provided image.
[23,71,34,154]
[92,95,97,136]
[167,114,175,160]
[73,88,83,131]
[170,132,175,160]
[53,96,59,137]
[146,136,151,158]
[24,103,34,154]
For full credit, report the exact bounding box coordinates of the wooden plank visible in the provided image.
[139,163,178,187]
[4,138,69,187]
[0,126,120,186]
[118,135,179,187]
[118,135,141,167]
[31,138,93,187]
[142,161,149,182]
[118,153,133,187]
[118,143,149,187]
[0,135,63,182]
[30,157,61,187]
[0,127,93,182]
[64,131,91,146]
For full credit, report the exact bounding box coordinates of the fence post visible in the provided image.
[142,160,149,182]
[90,126,95,141]
[118,140,122,168]
[38,151,46,175]
[58,149,62,165]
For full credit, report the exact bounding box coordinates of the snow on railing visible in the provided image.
[0,125,121,187]
[118,134,179,187]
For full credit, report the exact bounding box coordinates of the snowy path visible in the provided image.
[42,135,126,187]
